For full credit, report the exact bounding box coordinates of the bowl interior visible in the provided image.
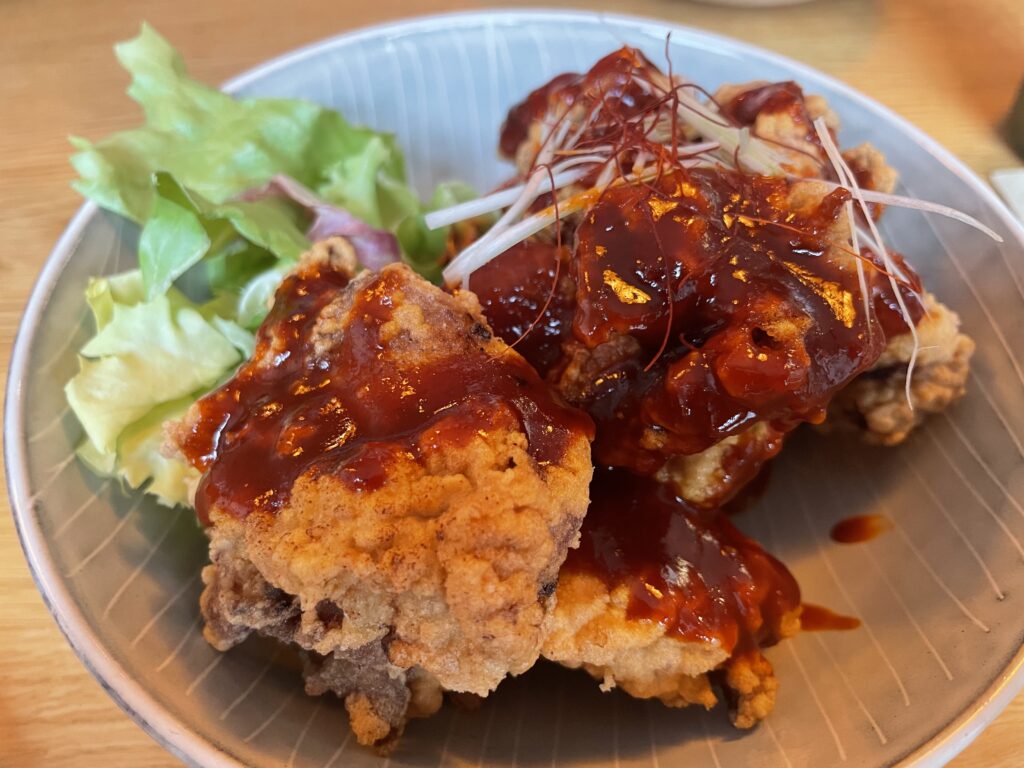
[9,11,1024,768]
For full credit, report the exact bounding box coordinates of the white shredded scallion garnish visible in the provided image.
[820,184,1003,242]
[442,167,661,287]
[424,167,591,230]
[434,61,1003,379]
[814,116,920,408]
[847,200,873,339]
[442,205,565,288]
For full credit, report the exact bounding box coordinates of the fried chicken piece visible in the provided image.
[656,422,785,508]
[550,174,888,474]
[714,80,898,197]
[493,59,907,479]
[542,572,723,711]
[542,469,800,728]
[200,532,442,751]
[172,241,593,751]
[714,81,834,177]
[827,294,975,445]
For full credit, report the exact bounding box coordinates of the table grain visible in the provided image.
[1,0,1022,765]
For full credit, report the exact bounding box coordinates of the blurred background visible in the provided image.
[1,1,1022,765]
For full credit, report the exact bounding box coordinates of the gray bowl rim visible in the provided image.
[6,9,1024,768]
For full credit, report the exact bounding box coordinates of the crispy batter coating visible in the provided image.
[542,572,724,709]
[177,248,593,750]
[827,294,975,445]
[234,421,591,690]
[542,569,800,726]
[842,143,898,195]
[805,93,841,132]
[723,651,780,729]
[713,81,829,178]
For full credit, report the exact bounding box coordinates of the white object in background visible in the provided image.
[992,168,1024,221]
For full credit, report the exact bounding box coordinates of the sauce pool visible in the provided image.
[563,468,801,653]
[830,514,892,544]
[800,603,862,632]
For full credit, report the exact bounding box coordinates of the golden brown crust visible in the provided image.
[543,568,797,726]
[724,651,779,729]
[804,93,840,133]
[842,143,898,195]
[229,418,591,694]
[345,694,395,751]
[542,571,726,711]
[827,294,975,445]
[180,248,594,749]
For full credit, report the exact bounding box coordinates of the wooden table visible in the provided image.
[1,0,1022,765]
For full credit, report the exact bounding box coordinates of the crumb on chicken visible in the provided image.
[723,651,779,729]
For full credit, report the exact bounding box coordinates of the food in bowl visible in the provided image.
[63,28,994,753]
[174,245,593,747]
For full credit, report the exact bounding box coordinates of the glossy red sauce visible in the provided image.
[500,72,579,158]
[572,167,898,471]
[563,468,801,653]
[830,514,892,544]
[468,241,574,376]
[719,81,808,128]
[485,54,925,476]
[476,177,922,473]
[179,263,592,524]
[800,603,862,631]
[498,48,662,167]
[869,249,925,338]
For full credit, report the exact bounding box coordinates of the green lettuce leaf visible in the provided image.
[71,24,412,231]
[65,271,252,506]
[115,397,200,507]
[138,193,210,299]
[154,172,309,261]
[138,172,307,301]
[236,263,293,329]
[64,25,479,510]
[71,24,471,298]
[396,181,480,282]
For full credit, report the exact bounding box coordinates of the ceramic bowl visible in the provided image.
[8,10,1024,767]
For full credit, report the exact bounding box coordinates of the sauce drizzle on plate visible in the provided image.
[830,514,892,544]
